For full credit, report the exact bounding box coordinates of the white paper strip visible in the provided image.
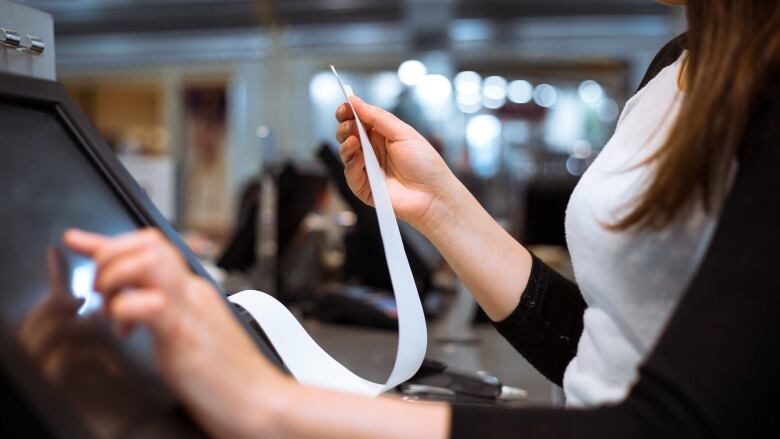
[228,66,427,397]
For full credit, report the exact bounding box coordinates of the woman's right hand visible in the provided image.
[63,228,294,439]
[335,96,455,232]
[336,96,532,323]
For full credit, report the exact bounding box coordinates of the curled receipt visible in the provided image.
[228,66,427,396]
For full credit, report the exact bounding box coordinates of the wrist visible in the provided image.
[414,172,467,240]
[242,371,298,438]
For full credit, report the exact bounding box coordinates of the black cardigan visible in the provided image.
[451,34,780,438]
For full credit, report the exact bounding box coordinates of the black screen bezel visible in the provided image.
[0,71,286,437]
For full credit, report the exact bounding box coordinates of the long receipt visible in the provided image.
[228,66,427,396]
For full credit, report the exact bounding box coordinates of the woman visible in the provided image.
[64,0,780,437]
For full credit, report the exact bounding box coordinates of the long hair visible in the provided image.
[613,0,780,230]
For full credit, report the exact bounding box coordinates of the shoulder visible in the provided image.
[743,75,780,160]
[757,69,780,107]
[748,67,780,131]
[727,66,780,168]
[636,33,688,94]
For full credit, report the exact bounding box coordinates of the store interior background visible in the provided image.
[18,0,686,405]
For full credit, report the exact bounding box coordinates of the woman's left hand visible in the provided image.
[64,228,292,439]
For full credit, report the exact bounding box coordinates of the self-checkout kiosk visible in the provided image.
[0,2,287,436]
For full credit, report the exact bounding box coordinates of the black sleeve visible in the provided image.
[636,33,687,93]
[451,86,780,438]
[492,255,586,386]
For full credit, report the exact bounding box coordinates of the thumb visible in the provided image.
[349,96,417,141]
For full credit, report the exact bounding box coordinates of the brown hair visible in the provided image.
[613,0,780,230]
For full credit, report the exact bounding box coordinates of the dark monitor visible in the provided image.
[316,144,436,296]
[217,161,328,276]
[0,71,283,437]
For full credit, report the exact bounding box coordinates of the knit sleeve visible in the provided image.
[491,254,586,386]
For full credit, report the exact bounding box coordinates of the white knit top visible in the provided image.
[562,52,722,406]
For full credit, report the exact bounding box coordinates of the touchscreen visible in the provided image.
[0,102,202,438]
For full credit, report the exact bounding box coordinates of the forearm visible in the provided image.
[259,381,450,439]
[417,176,532,322]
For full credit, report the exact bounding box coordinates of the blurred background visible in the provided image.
[16,0,686,404]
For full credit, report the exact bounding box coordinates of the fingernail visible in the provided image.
[63,229,79,241]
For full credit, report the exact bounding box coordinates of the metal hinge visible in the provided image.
[1,27,45,54]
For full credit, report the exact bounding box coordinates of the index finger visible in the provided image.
[335,103,355,123]
[348,96,417,140]
[67,228,165,270]
[63,229,109,258]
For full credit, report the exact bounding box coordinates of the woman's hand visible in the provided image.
[63,228,293,439]
[62,228,453,439]
[335,96,456,233]
[338,98,533,322]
